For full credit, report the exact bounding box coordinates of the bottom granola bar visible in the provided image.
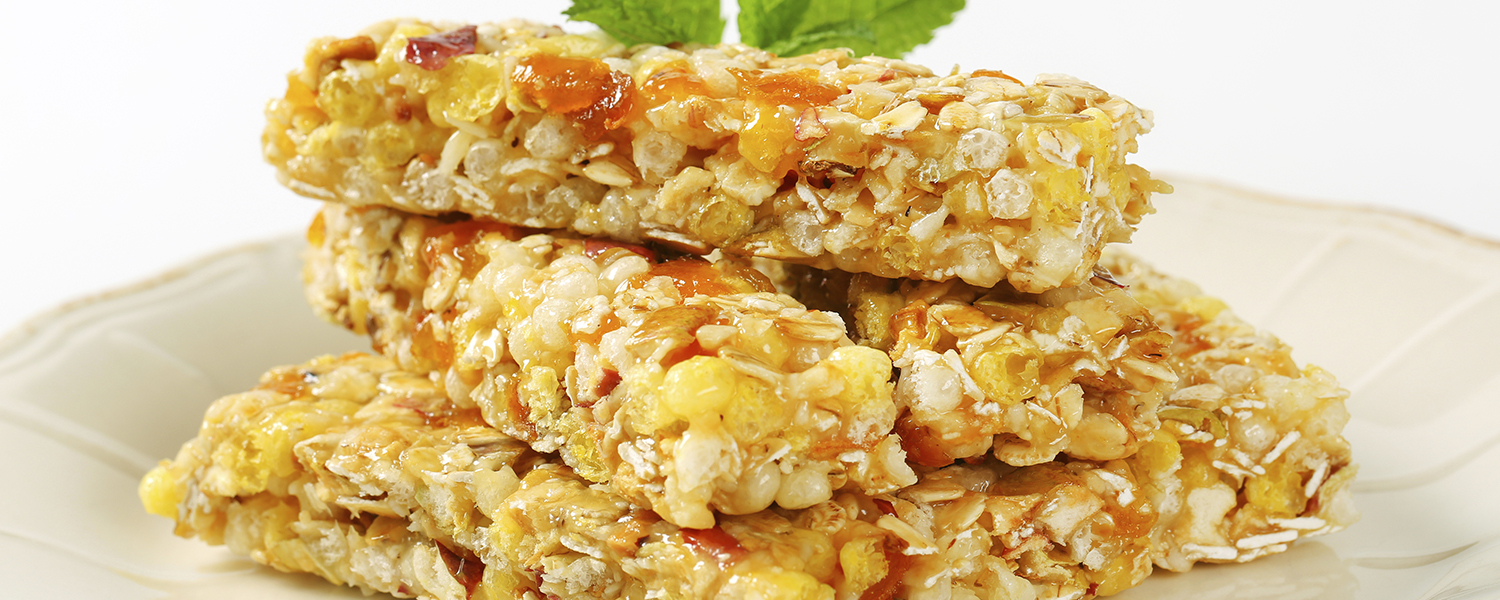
[1102,250,1358,571]
[142,353,1157,600]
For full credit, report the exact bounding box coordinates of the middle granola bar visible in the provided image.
[306,203,1177,527]
[307,203,913,528]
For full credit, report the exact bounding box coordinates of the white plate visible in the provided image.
[2,179,1497,600]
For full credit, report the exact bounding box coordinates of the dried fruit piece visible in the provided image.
[405,25,477,70]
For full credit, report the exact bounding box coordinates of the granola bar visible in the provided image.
[305,203,917,528]
[306,204,1180,516]
[777,250,1357,571]
[140,353,1159,600]
[1101,250,1358,571]
[265,19,1169,292]
[780,265,1179,469]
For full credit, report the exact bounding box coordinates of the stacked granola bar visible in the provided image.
[143,17,1355,600]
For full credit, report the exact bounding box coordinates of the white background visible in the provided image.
[2,0,1498,336]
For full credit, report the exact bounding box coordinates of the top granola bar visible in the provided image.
[264,18,1169,293]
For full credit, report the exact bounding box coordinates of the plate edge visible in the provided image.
[0,234,303,359]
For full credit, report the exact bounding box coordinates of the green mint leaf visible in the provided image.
[764,20,876,57]
[736,0,809,50]
[565,0,724,46]
[864,0,965,58]
[738,0,964,58]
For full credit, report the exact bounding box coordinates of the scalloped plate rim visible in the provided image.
[0,235,301,367]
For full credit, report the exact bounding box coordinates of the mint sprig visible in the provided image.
[739,0,963,58]
[565,0,964,57]
[564,0,725,47]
